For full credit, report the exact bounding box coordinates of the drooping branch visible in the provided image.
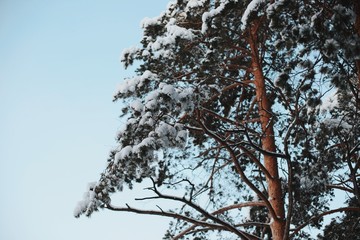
[326,184,354,193]
[106,204,225,230]
[140,178,259,240]
[173,201,267,240]
[289,207,360,238]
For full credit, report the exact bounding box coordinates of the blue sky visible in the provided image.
[0,1,171,239]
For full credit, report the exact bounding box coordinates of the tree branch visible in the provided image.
[235,142,273,180]
[106,204,225,230]
[326,184,354,193]
[282,116,297,240]
[243,126,288,159]
[290,207,360,238]
[145,177,257,239]
[213,201,267,215]
[173,201,267,240]
[197,112,278,220]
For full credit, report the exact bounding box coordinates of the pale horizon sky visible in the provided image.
[0,1,172,239]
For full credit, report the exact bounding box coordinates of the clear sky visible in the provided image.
[0,0,172,239]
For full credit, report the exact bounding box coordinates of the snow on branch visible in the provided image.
[74,182,103,218]
[185,0,207,11]
[106,178,262,240]
[114,70,158,99]
[241,0,266,31]
[201,2,226,33]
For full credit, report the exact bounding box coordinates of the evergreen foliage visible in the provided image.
[75,0,360,239]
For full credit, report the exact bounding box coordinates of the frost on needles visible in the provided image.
[75,1,360,239]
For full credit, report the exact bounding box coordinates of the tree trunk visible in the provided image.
[249,27,286,240]
[354,0,360,88]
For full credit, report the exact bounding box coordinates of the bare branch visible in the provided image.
[106,204,225,230]
[243,126,288,159]
[139,177,257,239]
[213,201,267,215]
[290,207,360,238]
[326,184,354,193]
[197,112,278,220]
[173,201,267,240]
[236,143,273,180]
[135,196,160,201]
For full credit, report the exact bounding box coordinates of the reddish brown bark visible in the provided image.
[249,25,286,240]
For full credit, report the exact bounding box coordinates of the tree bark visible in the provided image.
[249,27,286,240]
[352,1,360,206]
[354,0,360,87]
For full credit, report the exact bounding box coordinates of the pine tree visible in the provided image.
[75,1,360,239]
